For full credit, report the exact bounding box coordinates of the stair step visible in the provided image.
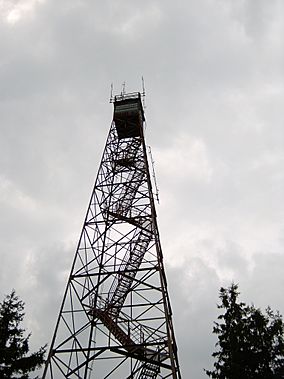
[139,363,160,379]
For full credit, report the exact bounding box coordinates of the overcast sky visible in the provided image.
[0,1,283,378]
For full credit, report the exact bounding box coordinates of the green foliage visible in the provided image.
[0,290,46,379]
[206,284,284,379]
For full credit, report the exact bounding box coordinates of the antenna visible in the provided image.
[110,83,113,103]
[148,146,160,204]
[141,76,146,109]
[122,81,126,95]
[142,76,145,96]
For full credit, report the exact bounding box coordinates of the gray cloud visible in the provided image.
[0,1,283,378]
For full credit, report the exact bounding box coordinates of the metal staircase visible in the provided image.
[91,303,163,378]
[108,141,145,219]
[106,226,152,317]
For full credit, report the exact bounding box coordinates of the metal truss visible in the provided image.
[43,92,182,379]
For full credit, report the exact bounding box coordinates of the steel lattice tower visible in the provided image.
[43,92,182,379]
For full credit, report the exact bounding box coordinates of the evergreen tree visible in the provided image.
[206,284,284,379]
[0,290,46,379]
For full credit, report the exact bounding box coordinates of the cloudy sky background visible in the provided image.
[0,0,284,377]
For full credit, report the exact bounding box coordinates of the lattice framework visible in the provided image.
[43,92,181,379]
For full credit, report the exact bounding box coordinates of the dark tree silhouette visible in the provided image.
[206,284,284,379]
[0,290,46,379]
